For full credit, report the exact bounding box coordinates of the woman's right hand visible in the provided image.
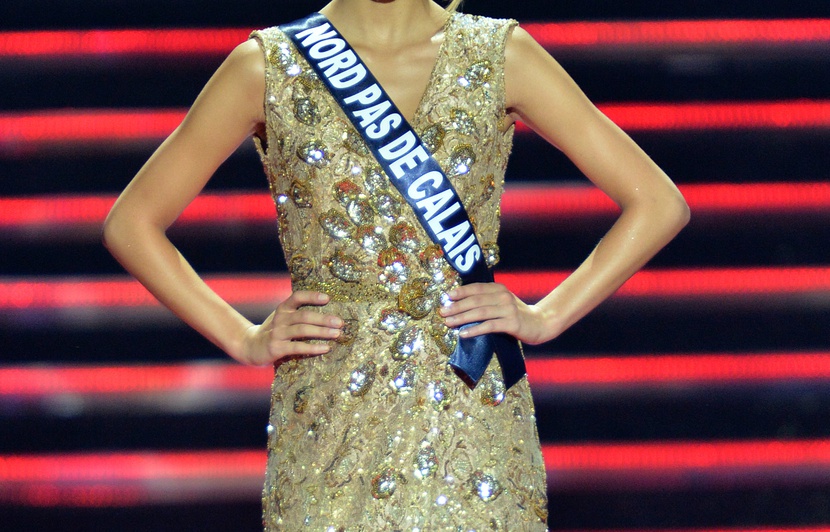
[237,291,343,366]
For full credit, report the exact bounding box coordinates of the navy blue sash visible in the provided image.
[279,12,526,389]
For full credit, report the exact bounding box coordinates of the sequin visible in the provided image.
[420,124,446,153]
[458,60,493,88]
[346,199,375,226]
[343,129,370,155]
[296,70,322,92]
[398,277,434,319]
[388,222,420,253]
[482,242,500,267]
[333,180,362,206]
[371,468,400,499]
[450,108,476,135]
[448,145,476,176]
[270,42,300,77]
[430,318,458,356]
[336,319,357,345]
[479,372,506,407]
[355,225,387,253]
[378,248,409,292]
[373,192,402,220]
[297,140,329,167]
[289,179,313,208]
[378,308,409,333]
[414,443,438,479]
[293,386,312,414]
[481,174,496,201]
[427,381,450,410]
[389,362,416,394]
[293,98,320,125]
[348,362,376,397]
[470,471,503,502]
[364,165,387,194]
[319,210,354,239]
[393,325,424,361]
[328,250,362,283]
[419,244,445,271]
[288,255,314,281]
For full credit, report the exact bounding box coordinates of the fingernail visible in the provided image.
[331,329,341,338]
[329,317,343,327]
[317,292,329,302]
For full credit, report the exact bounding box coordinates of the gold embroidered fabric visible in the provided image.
[251,12,548,531]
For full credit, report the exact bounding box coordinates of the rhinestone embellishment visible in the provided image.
[319,210,354,239]
[371,468,401,499]
[448,145,476,176]
[398,277,434,319]
[393,325,424,361]
[348,362,376,397]
[470,471,503,502]
[414,443,439,479]
[297,140,329,167]
[328,250,362,283]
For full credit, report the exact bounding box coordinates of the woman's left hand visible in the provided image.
[440,282,553,345]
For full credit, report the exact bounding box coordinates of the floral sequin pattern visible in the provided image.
[252,13,547,531]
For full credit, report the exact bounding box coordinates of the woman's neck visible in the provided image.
[319,0,448,49]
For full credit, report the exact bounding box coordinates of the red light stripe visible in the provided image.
[543,440,830,471]
[527,353,830,386]
[1,440,829,505]
[496,267,830,300]
[517,101,830,133]
[0,28,250,58]
[1,268,829,311]
[2,102,828,152]
[524,19,830,48]
[0,363,272,396]
[2,20,829,59]
[0,275,292,309]
[2,353,830,397]
[0,109,184,145]
[4,182,829,230]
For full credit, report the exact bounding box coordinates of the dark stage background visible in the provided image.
[2,0,830,530]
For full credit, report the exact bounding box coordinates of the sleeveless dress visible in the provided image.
[251,12,548,531]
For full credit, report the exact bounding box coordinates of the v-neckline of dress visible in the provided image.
[319,12,455,127]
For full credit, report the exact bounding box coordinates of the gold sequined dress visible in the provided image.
[251,12,548,531]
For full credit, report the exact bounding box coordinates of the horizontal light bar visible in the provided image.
[2,20,828,59]
[2,101,828,153]
[4,182,830,234]
[2,440,829,506]
[523,19,830,48]
[3,353,830,399]
[2,267,830,312]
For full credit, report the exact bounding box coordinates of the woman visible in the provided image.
[103,0,689,529]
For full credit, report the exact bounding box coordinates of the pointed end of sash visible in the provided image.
[449,363,481,390]
[494,333,527,390]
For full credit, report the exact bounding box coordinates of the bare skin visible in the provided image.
[103,0,689,367]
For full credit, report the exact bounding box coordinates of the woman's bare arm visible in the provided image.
[103,40,342,364]
[442,26,690,344]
